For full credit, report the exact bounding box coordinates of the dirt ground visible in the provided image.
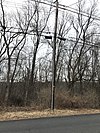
[0,107,100,121]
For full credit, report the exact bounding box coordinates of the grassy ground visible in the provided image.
[0,107,100,121]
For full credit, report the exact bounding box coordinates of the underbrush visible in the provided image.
[36,88,100,109]
[0,87,100,110]
[55,89,99,109]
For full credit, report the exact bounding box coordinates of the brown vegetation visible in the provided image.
[0,82,100,110]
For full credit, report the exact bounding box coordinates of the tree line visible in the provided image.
[0,0,100,108]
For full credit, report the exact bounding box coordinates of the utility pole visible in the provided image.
[51,0,58,111]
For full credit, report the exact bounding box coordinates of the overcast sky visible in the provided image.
[59,0,77,6]
[5,0,78,8]
[3,0,100,59]
[5,0,100,15]
[7,0,78,5]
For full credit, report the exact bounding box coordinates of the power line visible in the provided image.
[3,0,78,8]
[67,37,100,48]
[67,1,79,7]
[59,3,100,21]
[0,0,100,48]
[1,26,100,47]
[1,0,100,22]
[30,0,100,21]
[0,28,100,52]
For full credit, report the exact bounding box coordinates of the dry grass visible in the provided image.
[0,107,100,121]
[0,87,100,121]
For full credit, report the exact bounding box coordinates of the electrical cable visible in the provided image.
[2,29,100,48]
[0,0,100,48]
[29,0,100,21]
[1,0,100,21]
[67,1,79,7]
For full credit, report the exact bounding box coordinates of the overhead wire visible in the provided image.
[29,0,100,21]
[67,1,80,7]
[67,37,100,48]
[1,0,100,21]
[0,0,100,48]
[1,29,100,48]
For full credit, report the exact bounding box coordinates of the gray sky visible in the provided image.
[5,0,78,8]
[4,0,79,17]
[59,0,77,6]
[3,0,100,61]
[4,0,100,9]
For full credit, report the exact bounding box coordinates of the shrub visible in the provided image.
[9,96,24,107]
[55,89,99,109]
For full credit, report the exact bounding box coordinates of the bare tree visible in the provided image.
[29,0,52,85]
[0,0,35,104]
[66,0,98,95]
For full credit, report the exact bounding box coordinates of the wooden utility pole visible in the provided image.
[51,0,58,110]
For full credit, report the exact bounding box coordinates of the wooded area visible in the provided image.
[0,0,100,109]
